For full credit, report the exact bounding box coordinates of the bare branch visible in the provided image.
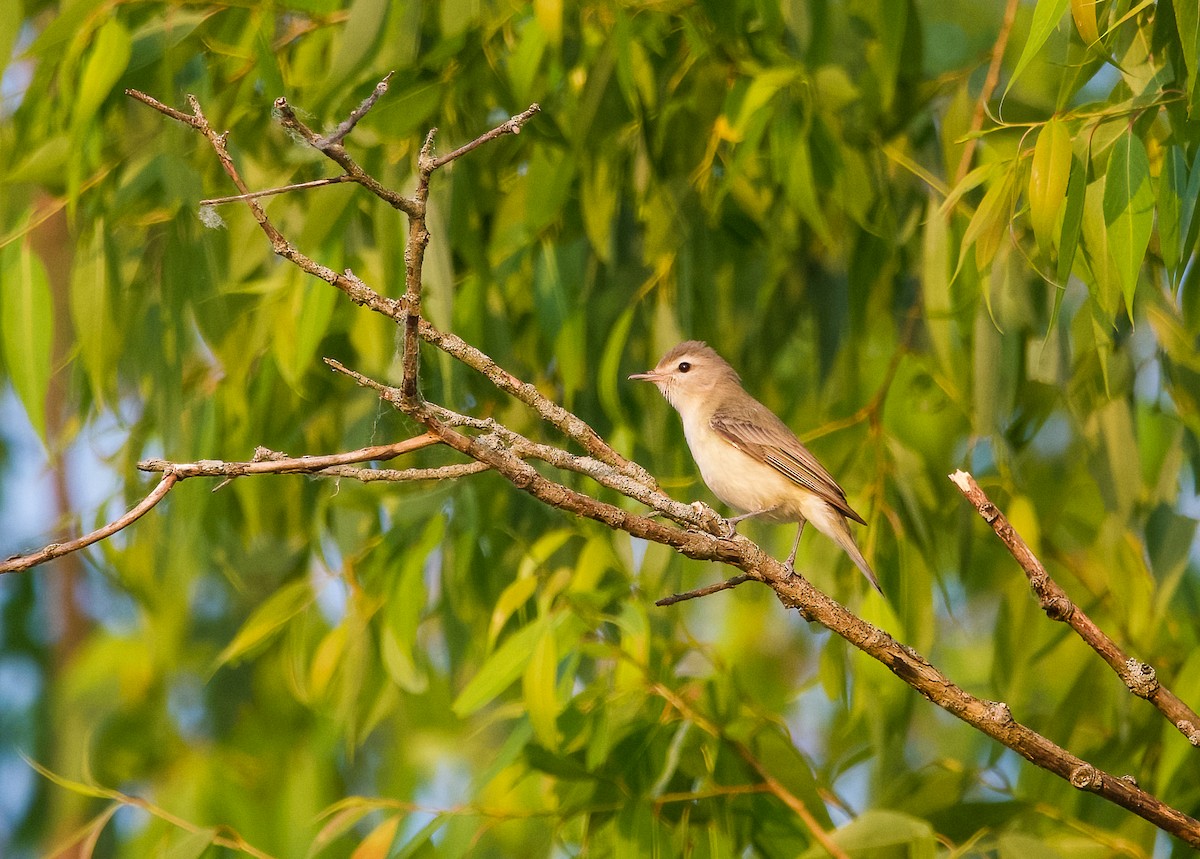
[952,0,1019,184]
[1,473,178,574]
[317,71,393,147]
[116,87,1200,845]
[950,469,1200,747]
[201,175,354,207]
[272,88,418,216]
[655,575,754,606]
[124,89,202,127]
[137,433,443,479]
[428,103,542,171]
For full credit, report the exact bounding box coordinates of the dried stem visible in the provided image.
[953,0,1020,184]
[950,469,1200,747]
[655,575,754,606]
[1,473,178,574]
[201,175,354,207]
[317,71,393,147]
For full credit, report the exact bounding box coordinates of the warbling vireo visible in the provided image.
[630,340,882,594]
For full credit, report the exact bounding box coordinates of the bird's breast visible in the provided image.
[679,413,804,520]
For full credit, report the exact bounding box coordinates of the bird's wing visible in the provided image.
[709,407,867,525]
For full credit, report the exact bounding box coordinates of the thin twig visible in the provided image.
[137,433,443,478]
[953,0,1020,184]
[429,103,542,170]
[950,470,1200,747]
[317,71,393,147]
[656,575,753,606]
[273,79,418,216]
[1,473,178,574]
[201,175,354,206]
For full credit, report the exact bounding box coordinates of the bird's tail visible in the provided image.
[818,509,883,595]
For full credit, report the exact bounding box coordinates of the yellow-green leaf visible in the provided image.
[523,624,561,748]
[70,222,120,404]
[1006,0,1070,96]
[213,579,314,669]
[352,814,400,859]
[1103,132,1154,316]
[73,19,132,131]
[956,167,1016,278]
[1069,0,1101,47]
[1029,118,1073,256]
[453,614,552,717]
[1158,147,1186,286]
[1,241,54,441]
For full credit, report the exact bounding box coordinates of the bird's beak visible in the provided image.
[628,370,662,382]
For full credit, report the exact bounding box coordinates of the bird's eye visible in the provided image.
[678,362,691,373]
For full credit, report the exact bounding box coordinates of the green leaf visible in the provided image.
[1,241,54,441]
[1175,0,1200,117]
[453,614,553,717]
[1081,175,1121,320]
[955,166,1015,279]
[582,157,619,262]
[454,611,583,717]
[1005,0,1070,96]
[1029,118,1073,257]
[598,304,637,424]
[72,19,132,132]
[1178,145,1200,275]
[1159,146,1186,285]
[816,810,936,857]
[1049,154,1087,331]
[70,222,120,405]
[1103,132,1154,316]
[213,579,314,669]
[24,756,114,800]
[522,623,561,748]
[273,267,338,391]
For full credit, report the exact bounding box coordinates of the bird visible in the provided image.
[629,340,882,594]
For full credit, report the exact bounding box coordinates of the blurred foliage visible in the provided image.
[1,0,1199,855]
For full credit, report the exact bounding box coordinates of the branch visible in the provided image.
[316,71,393,147]
[396,399,1200,844]
[1,473,178,575]
[428,103,542,171]
[953,0,1020,184]
[1,435,446,576]
[324,359,721,535]
[200,174,354,207]
[273,77,418,216]
[137,433,443,479]
[950,469,1200,747]
[655,575,754,606]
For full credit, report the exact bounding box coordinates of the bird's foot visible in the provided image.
[783,548,801,579]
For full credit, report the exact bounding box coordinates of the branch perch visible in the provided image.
[950,469,1200,747]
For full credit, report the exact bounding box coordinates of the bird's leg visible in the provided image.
[721,506,779,539]
[784,519,807,573]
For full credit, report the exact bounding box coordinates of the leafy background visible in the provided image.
[1,0,1199,855]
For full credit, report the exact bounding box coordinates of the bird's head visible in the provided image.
[628,340,742,414]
